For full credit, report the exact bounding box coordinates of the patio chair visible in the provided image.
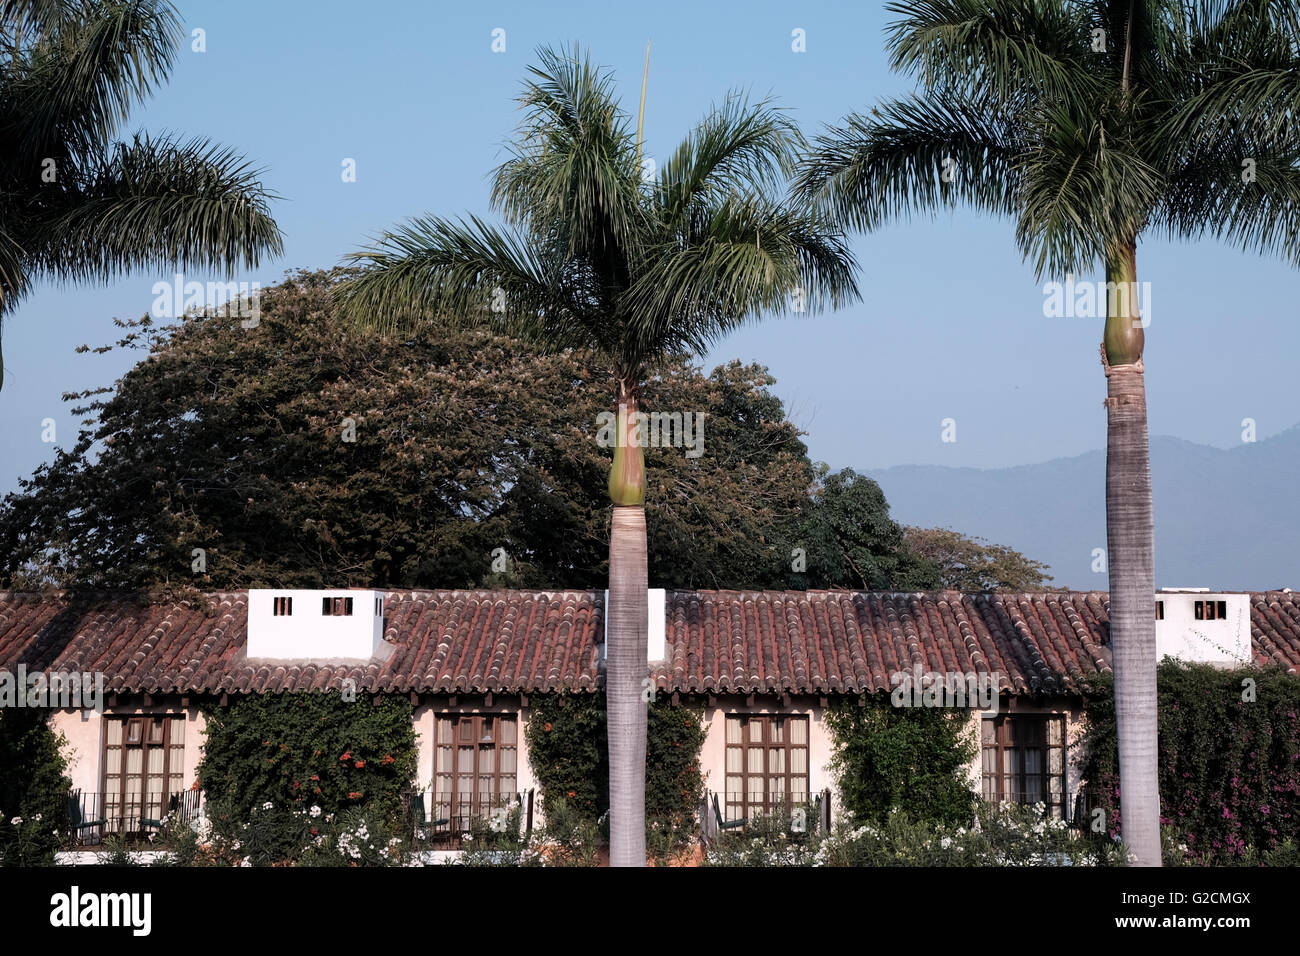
[66,790,106,846]
[712,794,746,833]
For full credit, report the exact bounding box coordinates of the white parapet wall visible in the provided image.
[1155,589,1252,666]
[246,589,389,660]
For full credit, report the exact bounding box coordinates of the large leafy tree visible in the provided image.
[0,0,281,388]
[797,0,1300,866]
[336,46,859,865]
[0,270,915,595]
[903,526,1055,591]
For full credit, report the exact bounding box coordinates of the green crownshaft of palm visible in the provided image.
[337,44,858,866]
[0,0,283,390]
[796,0,1300,866]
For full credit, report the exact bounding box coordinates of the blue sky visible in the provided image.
[3,0,1296,498]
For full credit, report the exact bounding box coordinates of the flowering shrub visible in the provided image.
[704,803,1126,867]
[198,691,416,849]
[455,798,602,867]
[152,802,409,867]
[1079,662,1300,861]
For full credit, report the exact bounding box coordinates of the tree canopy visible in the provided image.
[0,270,965,595]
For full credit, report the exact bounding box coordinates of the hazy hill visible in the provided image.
[868,425,1300,591]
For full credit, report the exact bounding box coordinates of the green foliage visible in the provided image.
[197,691,416,852]
[795,467,940,590]
[824,694,977,827]
[0,0,281,391]
[523,692,704,837]
[455,799,602,868]
[0,709,71,866]
[523,694,608,821]
[0,270,929,594]
[149,802,408,867]
[645,701,707,830]
[1079,661,1300,860]
[704,802,1124,867]
[903,526,1055,591]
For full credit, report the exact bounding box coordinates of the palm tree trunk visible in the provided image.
[1103,240,1161,866]
[607,391,647,866]
[607,505,648,866]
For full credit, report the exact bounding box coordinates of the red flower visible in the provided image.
[310,775,319,781]
[293,781,301,790]
[311,827,319,835]
[340,751,352,761]
[381,754,395,765]
[567,790,576,798]
[544,723,552,732]
[348,791,363,800]
[355,760,366,769]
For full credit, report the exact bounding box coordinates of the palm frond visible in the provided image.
[653,93,800,229]
[795,92,1022,232]
[4,0,182,157]
[490,44,645,269]
[626,195,859,357]
[1154,133,1300,265]
[885,0,1102,108]
[1014,99,1163,276]
[37,134,282,282]
[337,213,604,349]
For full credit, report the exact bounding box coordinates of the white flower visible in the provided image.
[261,801,274,811]
[232,840,242,851]
[309,805,322,818]
[940,836,952,849]
[33,814,42,823]
[240,856,252,867]
[9,817,21,826]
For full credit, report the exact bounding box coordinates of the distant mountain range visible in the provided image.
[868,425,1300,591]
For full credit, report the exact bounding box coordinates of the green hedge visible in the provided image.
[824,694,977,827]
[198,692,417,835]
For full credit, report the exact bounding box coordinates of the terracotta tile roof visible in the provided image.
[656,590,1115,696]
[1250,591,1300,672]
[0,590,603,696]
[1,588,1297,699]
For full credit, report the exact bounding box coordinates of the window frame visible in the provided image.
[981,713,1067,818]
[432,713,519,837]
[100,714,186,835]
[723,714,810,824]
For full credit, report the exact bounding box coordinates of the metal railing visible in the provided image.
[700,789,832,844]
[66,789,203,846]
[402,789,534,848]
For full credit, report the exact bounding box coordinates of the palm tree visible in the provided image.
[796,0,1299,865]
[0,0,282,389]
[336,45,859,865]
